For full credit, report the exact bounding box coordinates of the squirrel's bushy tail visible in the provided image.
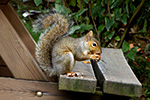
[33,13,69,77]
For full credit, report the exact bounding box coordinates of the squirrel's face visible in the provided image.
[85,30,102,55]
[87,40,102,55]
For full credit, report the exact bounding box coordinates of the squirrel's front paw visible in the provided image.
[90,53,101,62]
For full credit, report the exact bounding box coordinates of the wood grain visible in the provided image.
[0,77,101,100]
[59,61,97,93]
[91,48,142,97]
[0,9,47,81]
[0,4,36,59]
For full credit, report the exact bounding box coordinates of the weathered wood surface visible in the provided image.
[0,77,102,100]
[0,3,36,59]
[59,61,97,93]
[0,9,47,81]
[91,48,142,97]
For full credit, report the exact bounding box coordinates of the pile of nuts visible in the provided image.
[67,72,85,78]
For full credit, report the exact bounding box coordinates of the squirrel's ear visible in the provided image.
[86,30,93,41]
[88,30,93,36]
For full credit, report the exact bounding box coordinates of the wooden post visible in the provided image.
[0,3,36,59]
[0,8,47,81]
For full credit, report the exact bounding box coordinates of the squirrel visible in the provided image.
[33,12,102,81]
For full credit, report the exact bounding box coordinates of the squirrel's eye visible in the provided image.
[92,43,97,47]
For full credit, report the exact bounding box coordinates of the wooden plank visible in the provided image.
[91,48,142,97]
[0,4,36,59]
[0,10,47,81]
[59,61,97,93]
[0,77,101,100]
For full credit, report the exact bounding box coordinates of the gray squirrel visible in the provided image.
[33,13,101,81]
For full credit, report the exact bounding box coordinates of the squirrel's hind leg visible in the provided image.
[53,52,75,76]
